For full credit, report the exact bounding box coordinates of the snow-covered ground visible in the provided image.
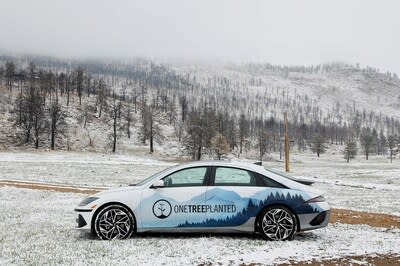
[0,151,174,187]
[1,186,399,265]
[1,150,399,215]
[262,151,400,216]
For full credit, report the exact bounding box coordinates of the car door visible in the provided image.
[204,166,271,228]
[140,166,210,229]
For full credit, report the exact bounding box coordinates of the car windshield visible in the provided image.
[134,165,176,186]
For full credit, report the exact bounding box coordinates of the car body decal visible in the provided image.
[140,188,322,228]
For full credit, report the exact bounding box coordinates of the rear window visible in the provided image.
[257,174,287,188]
[213,167,286,188]
[214,167,256,186]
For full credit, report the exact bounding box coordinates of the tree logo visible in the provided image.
[152,200,172,219]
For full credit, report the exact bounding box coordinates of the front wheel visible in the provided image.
[259,206,297,241]
[94,204,135,240]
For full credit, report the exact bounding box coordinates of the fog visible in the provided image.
[1,0,399,73]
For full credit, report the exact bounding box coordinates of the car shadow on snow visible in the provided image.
[134,231,319,241]
[76,231,319,241]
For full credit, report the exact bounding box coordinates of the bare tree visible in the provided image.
[5,61,15,91]
[14,92,31,140]
[256,125,271,164]
[184,107,217,160]
[132,87,138,113]
[124,102,134,139]
[65,73,71,106]
[0,66,4,85]
[139,98,163,153]
[238,114,248,154]
[148,104,155,154]
[14,87,45,148]
[109,95,122,153]
[31,89,46,149]
[75,67,84,105]
[96,79,107,118]
[211,134,230,159]
[80,103,90,129]
[48,99,65,150]
[179,95,188,122]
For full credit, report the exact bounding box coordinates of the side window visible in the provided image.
[256,174,287,188]
[163,167,207,187]
[214,167,256,186]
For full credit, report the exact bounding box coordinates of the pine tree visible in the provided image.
[360,130,375,160]
[311,135,327,157]
[387,135,397,163]
[344,140,357,163]
[378,130,388,155]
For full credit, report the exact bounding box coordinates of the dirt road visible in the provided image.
[0,179,103,194]
[281,254,400,266]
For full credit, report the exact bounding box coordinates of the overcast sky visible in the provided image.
[1,0,399,73]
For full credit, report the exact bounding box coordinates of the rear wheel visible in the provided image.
[258,206,297,241]
[94,204,135,240]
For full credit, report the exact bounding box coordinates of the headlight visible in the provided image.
[78,197,99,206]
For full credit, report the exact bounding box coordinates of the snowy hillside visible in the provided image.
[0,55,399,159]
[173,61,400,126]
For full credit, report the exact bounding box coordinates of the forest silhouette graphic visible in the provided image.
[178,191,319,227]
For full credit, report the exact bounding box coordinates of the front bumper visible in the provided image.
[75,208,93,233]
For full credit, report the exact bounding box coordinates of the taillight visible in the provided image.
[306,195,326,203]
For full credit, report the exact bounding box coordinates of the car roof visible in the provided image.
[175,160,266,172]
[169,160,323,195]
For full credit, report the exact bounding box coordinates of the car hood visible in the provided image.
[94,185,142,197]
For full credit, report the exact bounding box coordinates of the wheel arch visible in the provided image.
[254,203,301,233]
[91,201,137,235]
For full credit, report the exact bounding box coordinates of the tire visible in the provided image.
[258,205,297,241]
[94,204,135,240]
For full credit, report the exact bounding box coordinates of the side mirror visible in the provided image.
[151,179,165,188]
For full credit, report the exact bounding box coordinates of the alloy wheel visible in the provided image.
[95,205,134,240]
[261,207,295,240]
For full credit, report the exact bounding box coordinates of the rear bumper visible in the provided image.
[298,202,330,231]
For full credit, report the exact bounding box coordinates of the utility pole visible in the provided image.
[284,112,290,172]
[279,120,282,160]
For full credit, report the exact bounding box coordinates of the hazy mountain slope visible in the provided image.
[0,56,399,157]
[172,62,400,130]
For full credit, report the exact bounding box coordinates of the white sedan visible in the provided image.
[75,161,329,240]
